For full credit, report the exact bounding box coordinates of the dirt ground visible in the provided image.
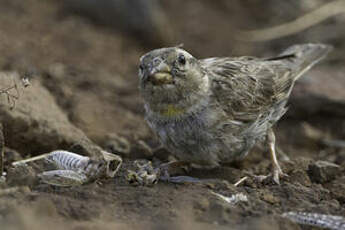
[0,0,344,229]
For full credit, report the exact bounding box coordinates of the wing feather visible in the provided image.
[201,57,294,122]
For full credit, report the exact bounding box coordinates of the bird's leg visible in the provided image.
[267,129,287,184]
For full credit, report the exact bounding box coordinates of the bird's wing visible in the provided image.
[201,56,298,122]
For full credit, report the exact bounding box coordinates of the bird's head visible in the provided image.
[138,47,209,117]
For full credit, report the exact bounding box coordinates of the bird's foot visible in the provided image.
[271,164,289,185]
[252,166,288,185]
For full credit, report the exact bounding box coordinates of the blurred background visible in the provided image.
[0,0,345,229]
[0,0,344,159]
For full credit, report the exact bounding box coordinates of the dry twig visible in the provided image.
[0,78,19,109]
[0,74,30,109]
[235,0,345,42]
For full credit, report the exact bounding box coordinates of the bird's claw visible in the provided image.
[272,166,289,185]
[253,169,288,185]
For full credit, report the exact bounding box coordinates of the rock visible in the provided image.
[134,140,154,158]
[307,160,340,183]
[3,147,22,164]
[327,177,345,204]
[260,190,280,205]
[103,133,131,158]
[0,72,101,158]
[289,67,345,118]
[194,197,210,212]
[288,169,312,187]
[7,164,37,186]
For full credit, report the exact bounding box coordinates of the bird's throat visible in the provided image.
[159,104,186,117]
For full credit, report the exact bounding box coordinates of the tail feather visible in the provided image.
[263,43,332,101]
[279,43,333,80]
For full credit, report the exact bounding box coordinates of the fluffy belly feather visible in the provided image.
[147,113,254,166]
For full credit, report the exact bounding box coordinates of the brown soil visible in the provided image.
[0,0,344,229]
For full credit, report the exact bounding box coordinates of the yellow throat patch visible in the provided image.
[160,104,185,117]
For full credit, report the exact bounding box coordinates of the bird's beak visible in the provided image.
[148,62,173,85]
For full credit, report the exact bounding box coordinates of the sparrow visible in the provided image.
[138,43,332,184]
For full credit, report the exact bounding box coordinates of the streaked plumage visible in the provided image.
[138,44,332,182]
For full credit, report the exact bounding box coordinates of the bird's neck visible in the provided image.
[145,96,209,122]
[157,104,187,117]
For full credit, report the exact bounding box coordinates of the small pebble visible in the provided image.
[308,160,340,183]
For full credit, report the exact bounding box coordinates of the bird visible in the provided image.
[138,44,332,184]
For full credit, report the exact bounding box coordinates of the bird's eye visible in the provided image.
[178,54,186,65]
